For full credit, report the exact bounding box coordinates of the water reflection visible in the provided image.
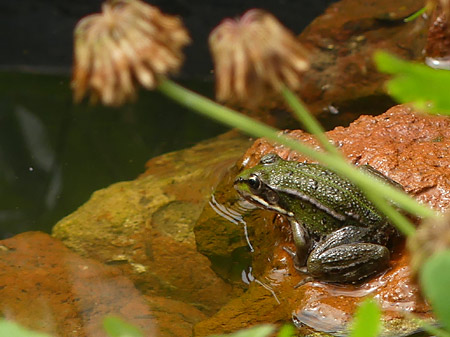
[0,71,227,238]
[209,194,255,252]
[425,56,450,70]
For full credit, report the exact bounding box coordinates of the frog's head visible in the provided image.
[234,154,292,216]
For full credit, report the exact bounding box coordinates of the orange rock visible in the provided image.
[0,231,206,337]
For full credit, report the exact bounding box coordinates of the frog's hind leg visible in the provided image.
[306,226,390,284]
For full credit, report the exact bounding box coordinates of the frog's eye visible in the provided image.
[248,175,261,190]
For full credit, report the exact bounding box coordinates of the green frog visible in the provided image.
[234,153,400,285]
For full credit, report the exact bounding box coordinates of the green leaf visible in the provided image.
[277,324,295,337]
[0,319,52,337]
[349,298,381,337]
[374,51,450,115]
[420,250,450,331]
[210,324,276,337]
[102,316,143,337]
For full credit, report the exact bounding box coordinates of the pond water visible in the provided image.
[0,71,228,238]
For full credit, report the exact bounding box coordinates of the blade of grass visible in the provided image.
[103,316,143,337]
[209,324,275,337]
[403,6,426,22]
[281,86,340,156]
[0,319,52,337]
[277,325,296,337]
[281,86,416,236]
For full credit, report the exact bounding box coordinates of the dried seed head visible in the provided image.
[72,0,190,106]
[209,9,309,108]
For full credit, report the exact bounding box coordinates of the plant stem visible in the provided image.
[281,87,339,155]
[367,195,416,236]
[157,79,322,160]
[403,6,427,23]
[157,78,438,234]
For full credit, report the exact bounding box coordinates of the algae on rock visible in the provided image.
[52,131,252,314]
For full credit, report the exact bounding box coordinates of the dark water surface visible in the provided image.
[0,71,228,238]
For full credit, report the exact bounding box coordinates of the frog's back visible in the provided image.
[270,161,384,232]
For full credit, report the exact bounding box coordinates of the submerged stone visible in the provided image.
[0,231,207,337]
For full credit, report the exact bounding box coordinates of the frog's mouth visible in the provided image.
[235,187,294,218]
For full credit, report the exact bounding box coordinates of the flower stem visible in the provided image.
[157,78,438,235]
[157,78,322,160]
[281,86,339,155]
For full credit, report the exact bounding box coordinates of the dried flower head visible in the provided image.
[408,213,450,275]
[209,9,309,107]
[72,0,190,106]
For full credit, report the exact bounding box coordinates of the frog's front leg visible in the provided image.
[306,226,390,283]
[286,218,312,268]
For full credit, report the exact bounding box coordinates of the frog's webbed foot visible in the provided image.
[283,246,314,288]
[282,246,296,259]
[294,276,314,289]
[283,246,308,273]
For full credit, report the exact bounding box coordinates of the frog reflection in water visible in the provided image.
[234,153,400,286]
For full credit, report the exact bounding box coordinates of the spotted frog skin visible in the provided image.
[234,153,400,285]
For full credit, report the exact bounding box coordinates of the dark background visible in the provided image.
[0,0,337,77]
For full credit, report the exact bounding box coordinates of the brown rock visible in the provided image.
[0,231,205,337]
[144,295,207,337]
[426,1,450,59]
[194,282,287,337]
[195,237,432,337]
[52,132,252,315]
[296,0,427,116]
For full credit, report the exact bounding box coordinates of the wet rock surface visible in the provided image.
[425,1,450,61]
[52,132,252,315]
[290,245,430,336]
[194,106,448,336]
[296,0,427,116]
[0,231,206,337]
[194,282,286,337]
